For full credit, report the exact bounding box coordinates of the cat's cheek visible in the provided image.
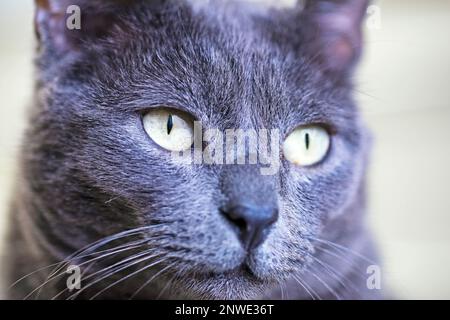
[317,137,368,221]
[284,134,364,221]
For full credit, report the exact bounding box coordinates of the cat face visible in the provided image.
[31,0,370,299]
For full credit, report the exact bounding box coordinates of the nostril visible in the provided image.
[228,217,247,232]
[220,204,278,251]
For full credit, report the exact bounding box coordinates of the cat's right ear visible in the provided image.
[34,0,132,56]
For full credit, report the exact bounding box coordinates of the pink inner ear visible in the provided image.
[324,35,354,71]
[35,0,133,56]
[310,0,368,72]
[35,0,74,53]
[35,7,73,54]
[317,14,360,72]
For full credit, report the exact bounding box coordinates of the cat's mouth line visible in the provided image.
[193,266,262,284]
[225,262,257,278]
[196,260,269,283]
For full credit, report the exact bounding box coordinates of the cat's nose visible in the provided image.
[220,204,278,251]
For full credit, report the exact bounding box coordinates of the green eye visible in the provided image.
[283,125,330,166]
[143,109,194,151]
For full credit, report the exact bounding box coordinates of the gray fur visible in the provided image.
[4,0,382,299]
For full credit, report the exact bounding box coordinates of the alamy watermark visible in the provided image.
[64,3,383,32]
[170,122,281,176]
[66,265,82,291]
[366,264,382,290]
[66,5,81,30]
[64,263,382,292]
[366,5,382,30]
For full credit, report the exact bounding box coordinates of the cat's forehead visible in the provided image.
[150,21,353,127]
[119,4,329,121]
[187,0,297,13]
[78,0,357,131]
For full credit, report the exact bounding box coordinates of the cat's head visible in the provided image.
[30,0,371,299]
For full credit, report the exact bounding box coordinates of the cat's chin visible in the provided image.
[171,266,280,300]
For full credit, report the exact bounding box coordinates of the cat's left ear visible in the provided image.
[301,0,370,74]
[34,0,133,56]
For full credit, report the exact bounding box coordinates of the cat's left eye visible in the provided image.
[142,109,194,152]
[283,125,331,166]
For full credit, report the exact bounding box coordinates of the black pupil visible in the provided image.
[167,115,173,134]
[305,133,310,150]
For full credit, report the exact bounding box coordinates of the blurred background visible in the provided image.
[1,0,449,299]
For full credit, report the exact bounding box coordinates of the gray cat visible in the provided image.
[4,0,383,299]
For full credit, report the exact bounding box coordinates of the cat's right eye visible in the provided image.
[283,125,331,167]
[143,109,194,152]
